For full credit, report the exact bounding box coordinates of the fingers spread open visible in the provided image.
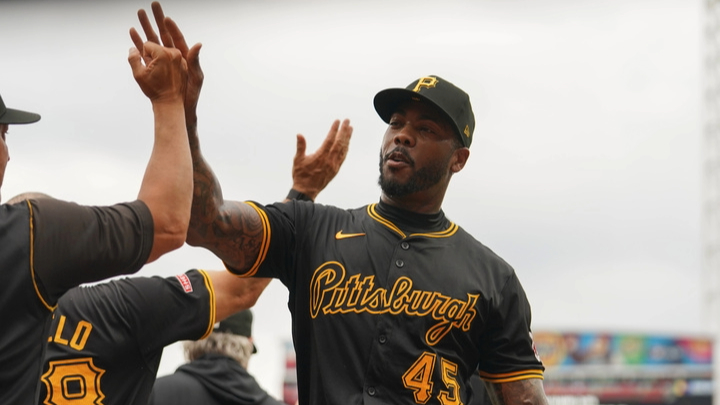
[150,1,174,48]
[187,42,203,68]
[129,27,144,54]
[330,119,352,160]
[165,17,189,56]
[337,119,353,146]
[127,47,143,77]
[318,119,341,152]
[137,9,160,44]
[295,134,308,160]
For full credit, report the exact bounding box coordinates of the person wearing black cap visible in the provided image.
[182,74,548,404]
[30,111,347,405]
[0,31,197,404]
[149,309,284,405]
[0,94,41,193]
[135,2,545,404]
[24,6,349,395]
[17,103,345,403]
[35,265,270,405]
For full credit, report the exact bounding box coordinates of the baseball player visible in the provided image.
[31,38,351,401]
[142,3,544,404]
[187,75,547,405]
[28,104,348,405]
[0,33,192,404]
[38,269,261,405]
[185,74,548,405]
[33,114,346,404]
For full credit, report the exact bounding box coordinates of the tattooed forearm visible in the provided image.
[186,127,265,272]
[484,378,548,405]
[187,153,223,242]
[187,125,224,230]
[206,201,264,271]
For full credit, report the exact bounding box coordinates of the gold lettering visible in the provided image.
[310,262,345,318]
[310,263,479,345]
[455,294,478,332]
[360,280,384,311]
[426,321,453,345]
[406,290,443,316]
[53,315,69,345]
[412,77,439,92]
[346,274,364,307]
[389,277,414,314]
[70,321,93,350]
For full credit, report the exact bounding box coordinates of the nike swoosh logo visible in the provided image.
[335,230,366,240]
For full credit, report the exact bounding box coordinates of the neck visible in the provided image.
[380,188,446,214]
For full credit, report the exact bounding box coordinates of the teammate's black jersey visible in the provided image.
[230,200,544,405]
[39,269,215,405]
[0,199,153,405]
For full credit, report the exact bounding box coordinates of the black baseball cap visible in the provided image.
[0,93,41,125]
[216,309,257,353]
[374,75,475,147]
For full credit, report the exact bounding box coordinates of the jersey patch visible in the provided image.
[176,274,193,293]
[530,331,542,362]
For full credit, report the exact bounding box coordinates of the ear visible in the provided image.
[450,147,470,174]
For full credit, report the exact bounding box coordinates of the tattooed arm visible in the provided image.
[133,2,351,272]
[185,130,265,271]
[484,379,549,405]
[130,2,263,272]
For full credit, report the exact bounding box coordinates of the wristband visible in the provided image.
[287,188,313,202]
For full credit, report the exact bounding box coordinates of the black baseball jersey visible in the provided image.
[0,199,153,405]
[229,200,544,405]
[39,269,215,405]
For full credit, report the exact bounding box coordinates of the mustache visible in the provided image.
[383,146,414,165]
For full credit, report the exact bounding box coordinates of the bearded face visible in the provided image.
[378,145,452,198]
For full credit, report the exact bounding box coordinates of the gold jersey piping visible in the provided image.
[367,203,459,239]
[478,368,544,383]
[28,200,55,311]
[198,269,216,339]
[242,201,271,277]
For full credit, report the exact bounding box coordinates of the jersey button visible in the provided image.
[379,334,387,344]
[368,387,377,396]
[395,259,404,268]
[401,241,410,250]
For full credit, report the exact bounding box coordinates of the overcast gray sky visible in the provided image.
[1,0,705,398]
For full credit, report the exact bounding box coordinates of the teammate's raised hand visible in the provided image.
[128,41,187,103]
[290,119,353,201]
[129,1,172,54]
[164,17,204,127]
[130,1,204,126]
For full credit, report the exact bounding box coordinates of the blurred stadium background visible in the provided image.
[278,333,712,405]
[1,0,717,403]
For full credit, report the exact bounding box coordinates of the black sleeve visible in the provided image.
[31,198,154,303]
[476,272,544,381]
[224,200,309,284]
[122,270,215,351]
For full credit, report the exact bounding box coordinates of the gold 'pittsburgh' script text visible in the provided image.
[309,262,478,346]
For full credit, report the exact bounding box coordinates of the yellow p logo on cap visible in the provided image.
[412,77,439,92]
